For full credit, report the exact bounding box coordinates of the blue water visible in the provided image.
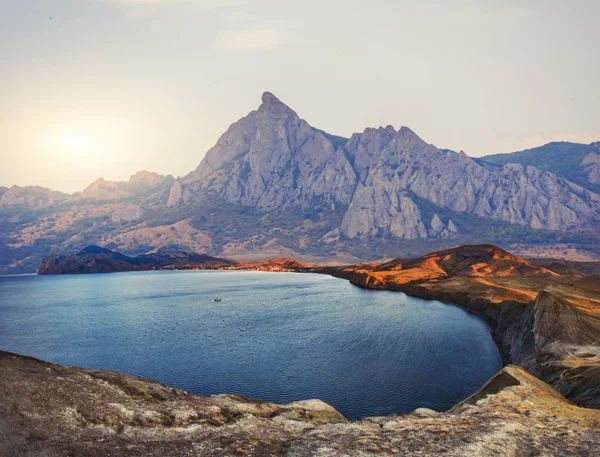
[0,271,501,420]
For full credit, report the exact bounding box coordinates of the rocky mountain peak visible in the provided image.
[394,126,427,147]
[355,125,397,139]
[169,92,600,237]
[128,171,164,187]
[430,214,445,232]
[85,177,106,187]
[187,92,306,182]
[77,245,113,255]
[261,91,281,105]
[258,91,296,115]
[0,185,68,208]
[177,91,358,211]
[398,126,418,137]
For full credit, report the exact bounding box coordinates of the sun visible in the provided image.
[62,133,94,154]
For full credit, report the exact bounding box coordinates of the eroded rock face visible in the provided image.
[340,184,427,239]
[447,219,458,233]
[166,181,191,207]
[81,172,172,201]
[428,213,456,238]
[582,150,600,184]
[0,185,68,208]
[168,93,599,239]
[180,92,358,211]
[339,126,600,235]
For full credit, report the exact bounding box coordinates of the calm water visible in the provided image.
[0,271,501,420]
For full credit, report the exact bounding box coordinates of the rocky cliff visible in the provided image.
[1,352,599,455]
[479,141,600,194]
[172,92,358,212]
[320,245,600,409]
[167,93,600,239]
[0,185,69,209]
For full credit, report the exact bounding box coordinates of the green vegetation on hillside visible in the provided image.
[476,142,600,194]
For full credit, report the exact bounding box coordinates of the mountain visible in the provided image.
[478,141,600,194]
[78,171,174,202]
[168,93,600,236]
[169,92,358,211]
[339,128,599,236]
[2,92,600,274]
[38,245,233,274]
[0,185,69,209]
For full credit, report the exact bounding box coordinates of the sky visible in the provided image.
[1,0,599,193]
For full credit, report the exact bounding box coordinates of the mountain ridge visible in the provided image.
[38,245,234,274]
[2,92,600,274]
[477,141,600,194]
[167,92,600,237]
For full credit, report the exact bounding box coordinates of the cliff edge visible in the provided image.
[1,351,599,456]
[321,244,600,409]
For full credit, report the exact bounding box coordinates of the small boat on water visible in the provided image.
[214,298,222,302]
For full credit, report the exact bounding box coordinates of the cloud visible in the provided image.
[216,28,282,51]
[455,6,530,26]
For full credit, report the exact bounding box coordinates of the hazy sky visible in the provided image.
[1,0,599,193]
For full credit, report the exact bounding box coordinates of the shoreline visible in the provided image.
[2,348,598,456]
[23,247,600,410]
[311,262,600,410]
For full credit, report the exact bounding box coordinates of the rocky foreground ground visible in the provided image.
[1,352,599,457]
[2,244,600,456]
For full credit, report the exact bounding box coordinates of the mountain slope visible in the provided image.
[38,245,233,274]
[168,93,600,238]
[0,185,69,209]
[478,141,600,194]
[169,92,358,211]
[340,126,600,236]
[2,92,600,273]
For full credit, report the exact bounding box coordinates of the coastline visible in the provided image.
[312,261,600,410]
[2,254,600,455]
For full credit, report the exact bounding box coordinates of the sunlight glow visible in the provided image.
[62,133,95,154]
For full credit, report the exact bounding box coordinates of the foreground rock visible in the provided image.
[38,245,234,274]
[1,352,599,456]
[321,244,600,409]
